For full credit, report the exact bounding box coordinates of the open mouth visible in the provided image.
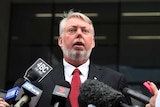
[73,42,84,49]
[74,42,84,45]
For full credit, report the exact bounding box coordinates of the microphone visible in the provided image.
[122,87,150,104]
[78,79,133,107]
[4,58,51,106]
[0,89,7,98]
[14,81,43,107]
[5,87,20,104]
[51,81,71,107]
[23,58,53,82]
[13,78,26,87]
[4,78,25,105]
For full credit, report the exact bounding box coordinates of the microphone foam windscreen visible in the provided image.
[79,79,123,107]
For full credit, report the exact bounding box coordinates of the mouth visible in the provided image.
[73,42,84,49]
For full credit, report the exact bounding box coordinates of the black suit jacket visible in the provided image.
[36,62,132,107]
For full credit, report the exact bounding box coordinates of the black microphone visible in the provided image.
[23,58,53,82]
[51,81,71,107]
[78,79,133,107]
[122,87,150,104]
[13,78,26,87]
[14,81,43,107]
[4,58,51,106]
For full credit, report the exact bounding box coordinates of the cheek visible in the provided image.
[86,37,95,48]
[85,41,92,50]
[63,37,74,47]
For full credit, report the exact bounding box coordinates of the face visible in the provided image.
[58,17,95,63]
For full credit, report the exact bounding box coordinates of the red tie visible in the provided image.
[69,69,81,107]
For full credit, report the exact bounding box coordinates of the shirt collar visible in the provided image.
[63,59,90,77]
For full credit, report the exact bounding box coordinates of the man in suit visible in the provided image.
[0,10,131,107]
[36,10,132,107]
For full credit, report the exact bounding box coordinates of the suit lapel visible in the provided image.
[50,63,65,83]
[88,62,103,80]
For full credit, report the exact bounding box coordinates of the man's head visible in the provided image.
[58,10,95,66]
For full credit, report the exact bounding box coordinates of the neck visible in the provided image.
[64,58,88,67]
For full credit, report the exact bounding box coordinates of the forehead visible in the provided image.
[65,17,91,28]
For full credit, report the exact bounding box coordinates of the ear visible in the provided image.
[91,38,95,48]
[58,36,63,47]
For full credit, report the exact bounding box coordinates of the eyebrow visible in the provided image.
[70,25,88,29]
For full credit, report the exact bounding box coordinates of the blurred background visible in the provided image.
[1,0,160,106]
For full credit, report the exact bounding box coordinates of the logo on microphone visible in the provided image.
[59,87,66,93]
[5,87,20,100]
[53,85,70,98]
[24,58,53,82]
[22,81,42,96]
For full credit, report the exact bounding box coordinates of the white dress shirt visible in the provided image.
[63,59,89,84]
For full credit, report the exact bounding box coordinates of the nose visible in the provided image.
[76,29,82,38]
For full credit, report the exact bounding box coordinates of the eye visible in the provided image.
[82,29,89,34]
[68,28,76,34]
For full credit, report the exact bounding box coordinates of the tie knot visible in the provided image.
[73,69,80,74]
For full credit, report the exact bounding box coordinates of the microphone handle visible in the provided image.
[53,102,67,107]
[14,95,29,107]
[10,104,14,107]
[123,88,150,104]
[53,102,59,107]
